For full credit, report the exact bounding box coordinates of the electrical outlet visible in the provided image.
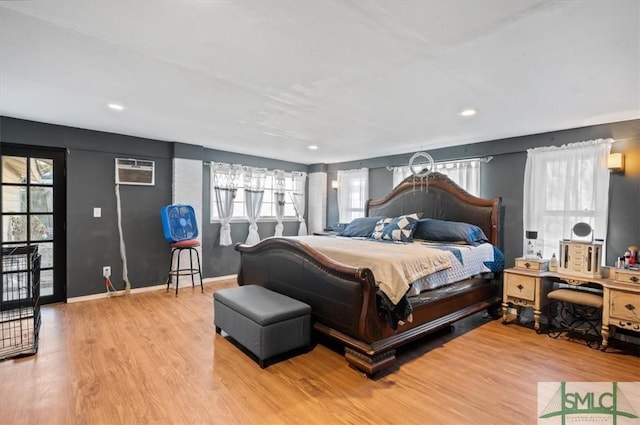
[103,266,111,278]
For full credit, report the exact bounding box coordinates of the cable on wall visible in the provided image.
[115,184,131,294]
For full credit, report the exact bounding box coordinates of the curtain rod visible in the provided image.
[384,156,492,171]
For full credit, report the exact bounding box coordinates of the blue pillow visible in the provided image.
[339,216,384,237]
[377,214,420,242]
[413,218,489,246]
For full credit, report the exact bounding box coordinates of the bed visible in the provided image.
[235,172,503,376]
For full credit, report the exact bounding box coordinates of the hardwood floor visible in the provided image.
[1,279,638,425]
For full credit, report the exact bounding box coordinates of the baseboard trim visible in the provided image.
[67,274,237,303]
[202,274,236,284]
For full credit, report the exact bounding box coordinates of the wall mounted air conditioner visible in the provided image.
[115,158,155,186]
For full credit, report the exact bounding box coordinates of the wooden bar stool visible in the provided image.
[166,239,203,297]
[547,288,603,348]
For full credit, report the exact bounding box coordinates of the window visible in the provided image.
[337,168,369,223]
[259,174,297,218]
[210,169,297,221]
[523,139,611,259]
[392,158,482,196]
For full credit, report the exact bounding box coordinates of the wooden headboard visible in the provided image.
[365,172,502,247]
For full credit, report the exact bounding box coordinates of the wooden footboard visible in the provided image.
[235,238,501,376]
[236,237,382,342]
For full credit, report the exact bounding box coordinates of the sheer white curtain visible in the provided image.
[392,166,412,188]
[212,163,242,246]
[392,159,481,196]
[523,139,611,259]
[434,159,481,196]
[290,171,307,236]
[273,169,286,237]
[243,166,267,245]
[337,168,369,223]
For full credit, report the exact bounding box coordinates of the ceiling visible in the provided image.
[1,1,638,164]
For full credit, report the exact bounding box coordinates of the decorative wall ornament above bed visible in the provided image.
[408,151,435,191]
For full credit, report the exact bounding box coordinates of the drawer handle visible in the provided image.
[631,276,639,283]
[625,304,636,312]
[517,284,524,291]
[524,262,531,269]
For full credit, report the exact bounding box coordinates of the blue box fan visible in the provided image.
[161,204,198,243]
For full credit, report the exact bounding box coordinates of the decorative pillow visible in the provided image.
[339,216,385,238]
[378,213,421,242]
[413,218,489,246]
[371,217,393,239]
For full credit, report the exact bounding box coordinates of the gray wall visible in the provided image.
[0,117,309,298]
[2,116,638,298]
[1,117,173,298]
[322,119,640,268]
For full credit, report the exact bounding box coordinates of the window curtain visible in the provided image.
[523,139,611,259]
[273,169,286,236]
[434,159,481,196]
[290,171,307,236]
[337,168,369,223]
[212,162,242,246]
[392,159,481,196]
[243,166,267,245]
[392,166,412,188]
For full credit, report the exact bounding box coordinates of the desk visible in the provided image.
[502,267,640,350]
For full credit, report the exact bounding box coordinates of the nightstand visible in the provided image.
[312,231,339,236]
[502,267,553,332]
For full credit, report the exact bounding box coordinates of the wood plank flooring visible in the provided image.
[1,279,638,425]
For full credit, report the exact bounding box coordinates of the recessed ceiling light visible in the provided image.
[307,145,318,150]
[460,109,476,117]
[108,103,124,111]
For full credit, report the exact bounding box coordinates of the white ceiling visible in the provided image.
[1,1,638,164]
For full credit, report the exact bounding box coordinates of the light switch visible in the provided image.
[93,207,102,218]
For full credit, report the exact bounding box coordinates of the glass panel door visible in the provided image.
[1,145,66,304]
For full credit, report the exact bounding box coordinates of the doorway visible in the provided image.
[1,144,67,304]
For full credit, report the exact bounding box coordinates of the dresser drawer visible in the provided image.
[515,258,548,271]
[613,270,640,285]
[609,290,640,323]
[505,273,536,301]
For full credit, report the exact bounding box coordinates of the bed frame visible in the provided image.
[235,172,502,376]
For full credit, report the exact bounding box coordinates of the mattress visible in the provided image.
[406,241,500,297]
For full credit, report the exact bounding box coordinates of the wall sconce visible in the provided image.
[607,153,625,173]
[331,180,338,190]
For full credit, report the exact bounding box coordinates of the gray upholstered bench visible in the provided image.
[213,285,311,368]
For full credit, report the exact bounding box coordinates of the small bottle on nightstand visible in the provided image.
[549,253,558,272]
